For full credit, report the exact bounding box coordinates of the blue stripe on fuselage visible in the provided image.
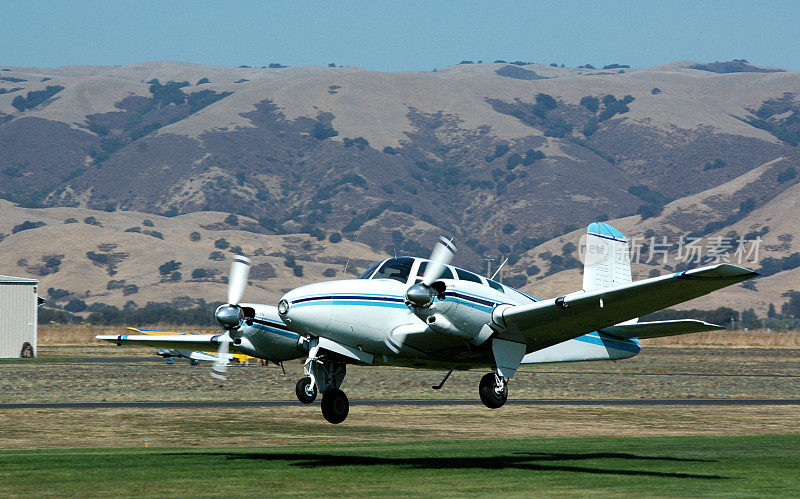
[250,317,302,340]
[574,332,640,352]
[292,294,405,305]
[290,291,503,313]
[292,299,408,310]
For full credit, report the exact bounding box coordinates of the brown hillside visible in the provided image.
[1,60,799,319]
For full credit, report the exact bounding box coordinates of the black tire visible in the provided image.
[321,388,349,424]
[479,372,508,409]
[295,377,317,404]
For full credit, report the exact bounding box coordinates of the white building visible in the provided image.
[0,275,38,358]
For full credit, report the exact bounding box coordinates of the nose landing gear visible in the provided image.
[479,372,508,409]
[295,376,317,404]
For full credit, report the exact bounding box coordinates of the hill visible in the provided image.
[0,60,798,321]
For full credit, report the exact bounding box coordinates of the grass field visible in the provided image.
[1,435,799,496]
[2,326,797,496]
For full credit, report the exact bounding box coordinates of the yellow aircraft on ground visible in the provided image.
[125,327,257,365]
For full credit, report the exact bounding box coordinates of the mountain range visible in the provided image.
[0,59,798,320]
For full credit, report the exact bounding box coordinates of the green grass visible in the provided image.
[1,435,799,497]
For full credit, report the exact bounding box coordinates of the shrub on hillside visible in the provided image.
[159,260,182,276]
[777,167,797,184]
[580,96,600,113]
[64,299,87,313]
[312,122,338,140]
[11,85,65,112]
[12,220,46,234]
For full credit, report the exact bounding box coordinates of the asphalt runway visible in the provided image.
[5,357,800,378]
[3,398,799,410]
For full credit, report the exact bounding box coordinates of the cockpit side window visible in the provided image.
[487,279,504,292]
[357,261,382,279]
[455,268,484,284]
[416,261,454,280]
[372,257,415,283]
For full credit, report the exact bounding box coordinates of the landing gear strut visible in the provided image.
[479,372,508,409]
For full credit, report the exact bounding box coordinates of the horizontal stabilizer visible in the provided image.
[601,319,724,340]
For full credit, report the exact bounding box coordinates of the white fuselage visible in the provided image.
[234,257,640,370]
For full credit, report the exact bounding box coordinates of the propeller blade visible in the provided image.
[422,237,456,286]
[227,255,252,305]
[211,333,230,380]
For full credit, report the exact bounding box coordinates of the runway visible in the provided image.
[3,398,800,410]
[5,357,800,378]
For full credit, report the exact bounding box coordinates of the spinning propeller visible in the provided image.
[211,255,251,380]
[405,237,456,308]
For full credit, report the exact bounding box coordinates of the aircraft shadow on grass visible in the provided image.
[178,451,726,480]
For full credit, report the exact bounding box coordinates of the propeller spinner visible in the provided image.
[405,237,455,308]
[211,255,251,380]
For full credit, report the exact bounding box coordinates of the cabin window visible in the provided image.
[455,268,484,284]
[372,257,415,283]
[416,261,454,280]
[487,279,504,292]
[357,261,381,279]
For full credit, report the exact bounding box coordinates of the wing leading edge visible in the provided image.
[493,263,758,352]
[96,332,222,351]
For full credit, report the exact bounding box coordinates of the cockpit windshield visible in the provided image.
[371,257,415,283]
[357,261,381,279]
[416,261,454,280]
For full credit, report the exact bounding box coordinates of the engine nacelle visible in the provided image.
[426,313,473,340]
[215,304,244,330]
[232,336,257,356]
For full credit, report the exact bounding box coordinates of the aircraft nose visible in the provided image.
[277,298,290,317]
[277,288,330,335]
[277,294,294,325]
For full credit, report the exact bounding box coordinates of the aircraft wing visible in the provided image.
[96,330,223,351]
[493,263,758,351]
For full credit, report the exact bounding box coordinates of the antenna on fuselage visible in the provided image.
[343,205,375,277]
[490,257,508,281]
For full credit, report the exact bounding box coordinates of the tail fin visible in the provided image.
[581,222,632,292]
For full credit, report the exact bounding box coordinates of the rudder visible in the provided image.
[581,222,632,292]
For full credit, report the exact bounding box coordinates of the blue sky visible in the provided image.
[3,0,799,71]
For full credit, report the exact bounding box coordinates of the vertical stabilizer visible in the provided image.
[581,222,632,292]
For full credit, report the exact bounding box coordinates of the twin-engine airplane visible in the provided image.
[98,223,758,424]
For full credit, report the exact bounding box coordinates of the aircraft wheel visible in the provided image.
[321,388,349,424]
[295,377,317,404]
[479,372,508,409]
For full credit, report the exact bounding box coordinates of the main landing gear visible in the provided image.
[479,372,508,409]
[296,345,350,424]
